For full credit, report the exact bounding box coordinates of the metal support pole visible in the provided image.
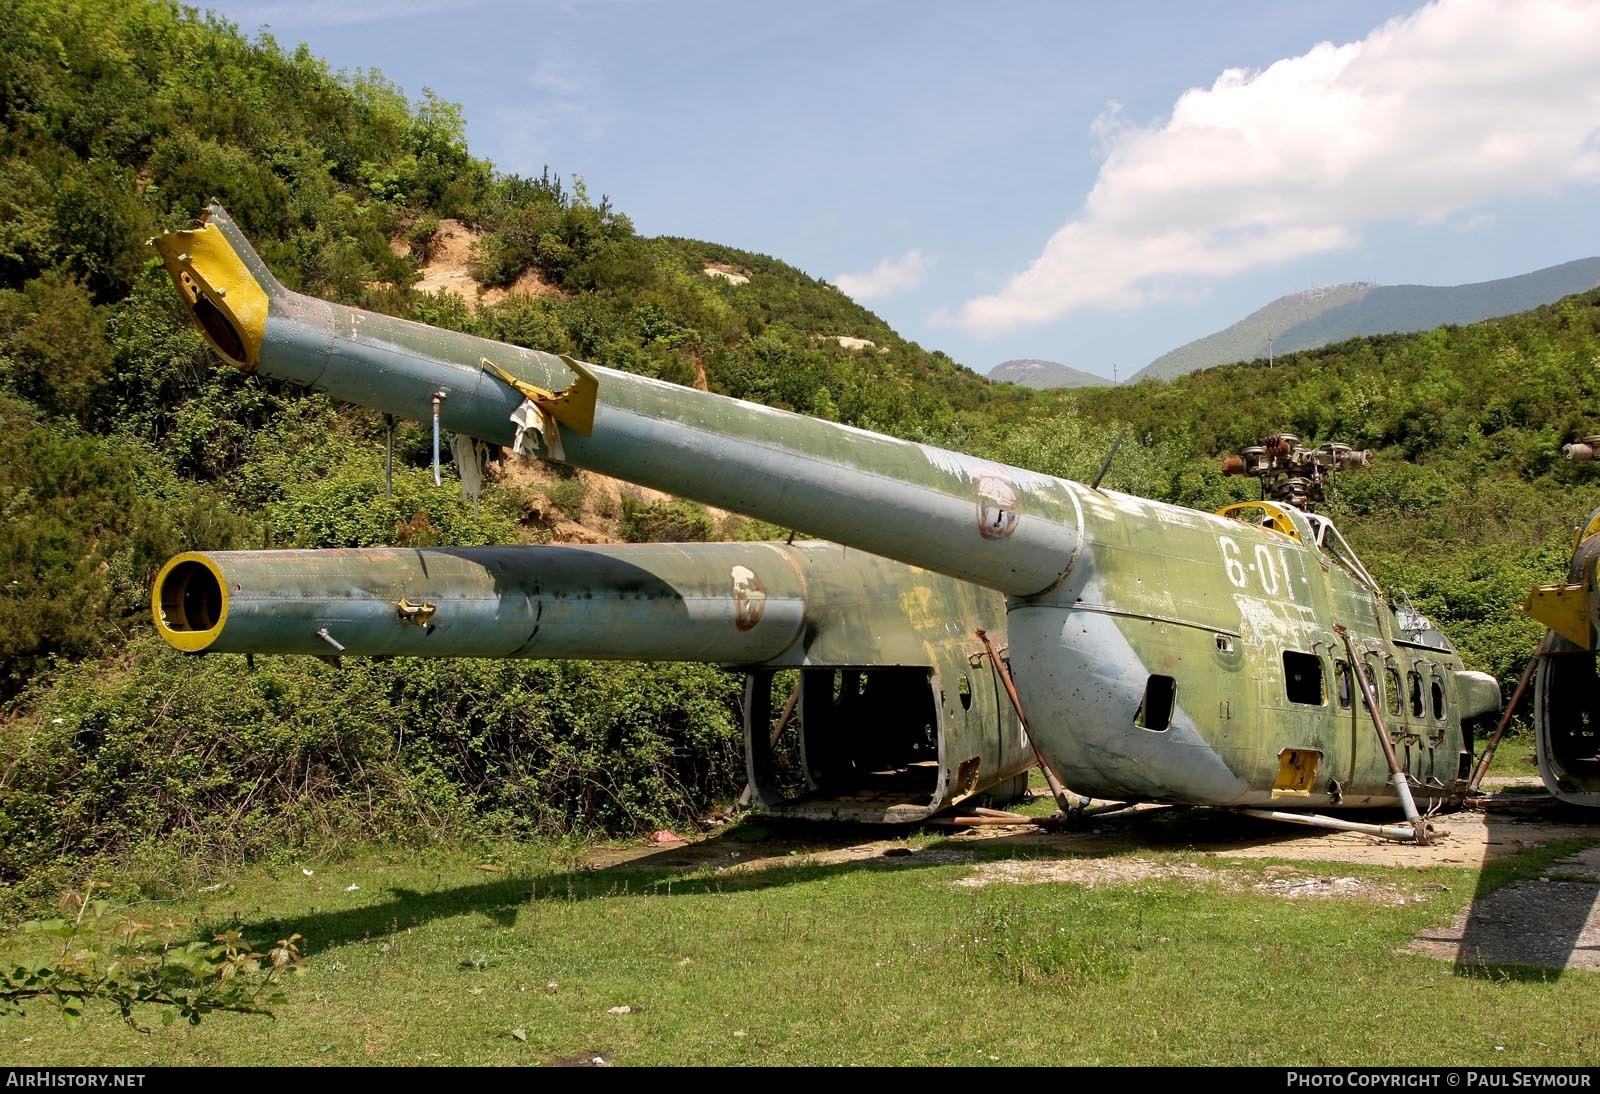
[431,392,445,487]
[740,681,800,808]
[1335,623,1429,845]
[975,628,1080,816]
[1236,808,1426,843]
[1467,635,1548,791]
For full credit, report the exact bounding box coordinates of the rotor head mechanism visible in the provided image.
[1221,433,1373,510]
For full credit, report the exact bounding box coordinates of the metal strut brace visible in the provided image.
[740,681,801,808]
[974,628,1079,816]
[1335,623,1430,845]
[384,413,394,499]
[1467,634,1548,792]
[431,391,445,487]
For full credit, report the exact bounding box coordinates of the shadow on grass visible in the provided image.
[220,802,1497,957]
[1449,797,1599,982]
[209,806,1170,953]
[207,798,1599,981]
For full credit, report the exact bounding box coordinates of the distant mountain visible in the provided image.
[1132,283,1375,383]
[989,358,1108,389]
[1131,257,1600,383]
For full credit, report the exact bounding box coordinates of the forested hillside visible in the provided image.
[1134,258,1600,382]
[1,1,1595,913]
[989,358,1108,389]
[0,0,1028,909]
[1073,295,1600,686]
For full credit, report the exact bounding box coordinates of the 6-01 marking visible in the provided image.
[1219,536,1296,602]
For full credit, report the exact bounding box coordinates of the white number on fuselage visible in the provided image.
[1219,536,1296,602]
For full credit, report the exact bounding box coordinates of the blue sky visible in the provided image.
[202,0,1600,381]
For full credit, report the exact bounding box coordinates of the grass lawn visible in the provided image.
[4,815,1597,1067]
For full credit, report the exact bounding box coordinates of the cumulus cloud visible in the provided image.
[948,0,1600,336]
[836,249,931,301]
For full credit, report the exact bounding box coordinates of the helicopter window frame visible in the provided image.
[1134,675,1176,732]
[1334,659,1353,709]
[1384,666,1402,717]
[1408,670,1425,718]
[1282,651,1326,706]
[1303,513,1381,592]
[1430,674,1447,721]
[1358,661,1376,711]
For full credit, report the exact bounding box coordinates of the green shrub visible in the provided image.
[268,454,519,548]
[0,397,246,698]
[0,273,113,422]
[619,496,714,543]
[0,638,745,916]
[545,474,587,517]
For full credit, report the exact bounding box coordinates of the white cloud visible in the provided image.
[948,0,1600,336]
[836,249,931,301]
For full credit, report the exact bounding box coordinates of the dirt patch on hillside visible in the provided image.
[490,455,733,544]
[703,262,750,286]
[403,219,563,310]
[409,219,480,302]
[812,334,888,353]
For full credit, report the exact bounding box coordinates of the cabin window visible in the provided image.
[1135,675,1176,732]
[1334,659,1353,709]
[1384,667,1402,716]
[957,673,973,711]
[1359,661,1379,710]
[1431,677,1446,720]
[1283,651,1325,706]
[1408,671,1424,718]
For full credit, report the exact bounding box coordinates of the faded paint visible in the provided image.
[150,205,1497,824]
[153,541,1035,823]
[975,475,1019,540]
[730,565,766,631]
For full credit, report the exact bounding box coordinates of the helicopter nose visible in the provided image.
[1007,605,1249,805]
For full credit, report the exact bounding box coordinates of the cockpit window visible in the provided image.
[1303,513,1380,591]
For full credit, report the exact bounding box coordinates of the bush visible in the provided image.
[0,638,746,916]
[0,273,113,422]
[0,397,246,698]
[545,473,587,517]
[619,496,714,543]
[268,453,520,548]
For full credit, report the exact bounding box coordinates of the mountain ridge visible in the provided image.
[988,357,1108,389]
[1130,257,1600,383]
